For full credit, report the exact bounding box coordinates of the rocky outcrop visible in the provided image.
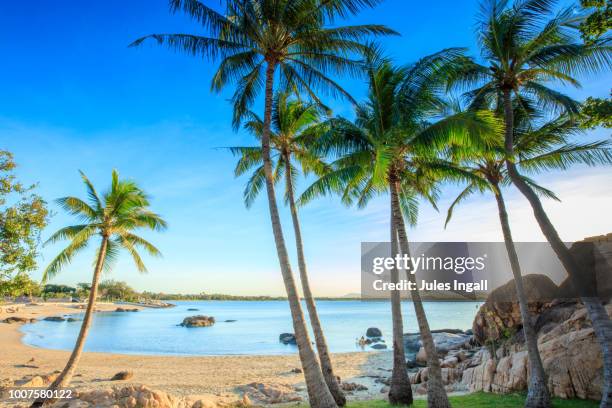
[46,385,244,408]
[471,274,558,344]
[463,294,611,400]
[180,316,215,327]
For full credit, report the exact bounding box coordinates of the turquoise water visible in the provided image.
[20,300,481,356]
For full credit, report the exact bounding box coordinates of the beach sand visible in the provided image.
[0,302,392,405]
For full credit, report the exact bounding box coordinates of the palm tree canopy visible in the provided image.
[42,170,167,283]
[130,0,397,128]
[300,49,502,225]
[444,107,612,226]
[228,91,330,207]
[451,0,611,115]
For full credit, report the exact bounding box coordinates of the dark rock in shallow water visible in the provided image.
[366,327,382,338]
[115,307,139,312]
[44,316,65,322]
[66,317,80,322]
[225,319,237,323]
[180,315,215,327]
[187,308,199,311]
[279,333,297,345]
[371,343,387,350]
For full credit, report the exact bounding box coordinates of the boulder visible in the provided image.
[279,333,296,345]
[180,315,215,327]
[472,274,559,344]
[115,307,139,312]
[236,382,302,404]
[110,371,134,381]
[404,331,471,354]
[371,343,387,350]
[416,347,428,365]
[366,327,382,338]
[15,376,45,387]
[69,385,183,408]
[462,291,612,400]
[44,316,66,322]
[340,382,368,391]
[441,356,459,368]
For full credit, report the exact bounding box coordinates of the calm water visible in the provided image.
[21,300,480,356]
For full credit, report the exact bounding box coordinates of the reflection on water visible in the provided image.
[21,300,480,356]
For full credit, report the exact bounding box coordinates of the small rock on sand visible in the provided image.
[110,370,134,381]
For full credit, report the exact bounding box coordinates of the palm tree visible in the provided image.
[452,1,612,405]
[445,106,612,407]
[301,49,499,407]
[31,170,166,407]
[131,1,393,406]
[227,91,346,406]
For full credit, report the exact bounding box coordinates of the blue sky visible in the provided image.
[1,0,610,296]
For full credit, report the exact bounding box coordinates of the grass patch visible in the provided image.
[295,393,599,408]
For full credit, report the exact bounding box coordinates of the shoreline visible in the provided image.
[0,302,394,405]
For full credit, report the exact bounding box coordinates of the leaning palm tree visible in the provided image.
[301,49,499,407]
[32,170,166,407]
[228,91,346,406]
[131,1,393,406]
[445,107,612,408]
[452,1,612,405]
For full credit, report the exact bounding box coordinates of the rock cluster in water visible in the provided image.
[180,315,215,327]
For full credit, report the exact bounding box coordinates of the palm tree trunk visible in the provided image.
[390,179,450,408]
[283,155,346,406]
[260,61,337,408]
[492,183,550,408]
[387,180,414,406]
[31,236,108,408]
[502,89,612,407]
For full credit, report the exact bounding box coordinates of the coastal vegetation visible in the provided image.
[0,150,49,286]
[31,170,166,406]
[300,392,601,407]
[229,90,346,405]
[450,1,612,405]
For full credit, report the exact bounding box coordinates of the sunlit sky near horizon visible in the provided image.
[1,0,611,296]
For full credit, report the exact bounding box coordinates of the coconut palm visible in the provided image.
[31,170,166,407]
[131,1,393,406]
[445,105,612,407]
[227,91,346,405]
[451,1,612,405]
[300,49,500,407]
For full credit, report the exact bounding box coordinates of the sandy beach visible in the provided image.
[0,302,392,406]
